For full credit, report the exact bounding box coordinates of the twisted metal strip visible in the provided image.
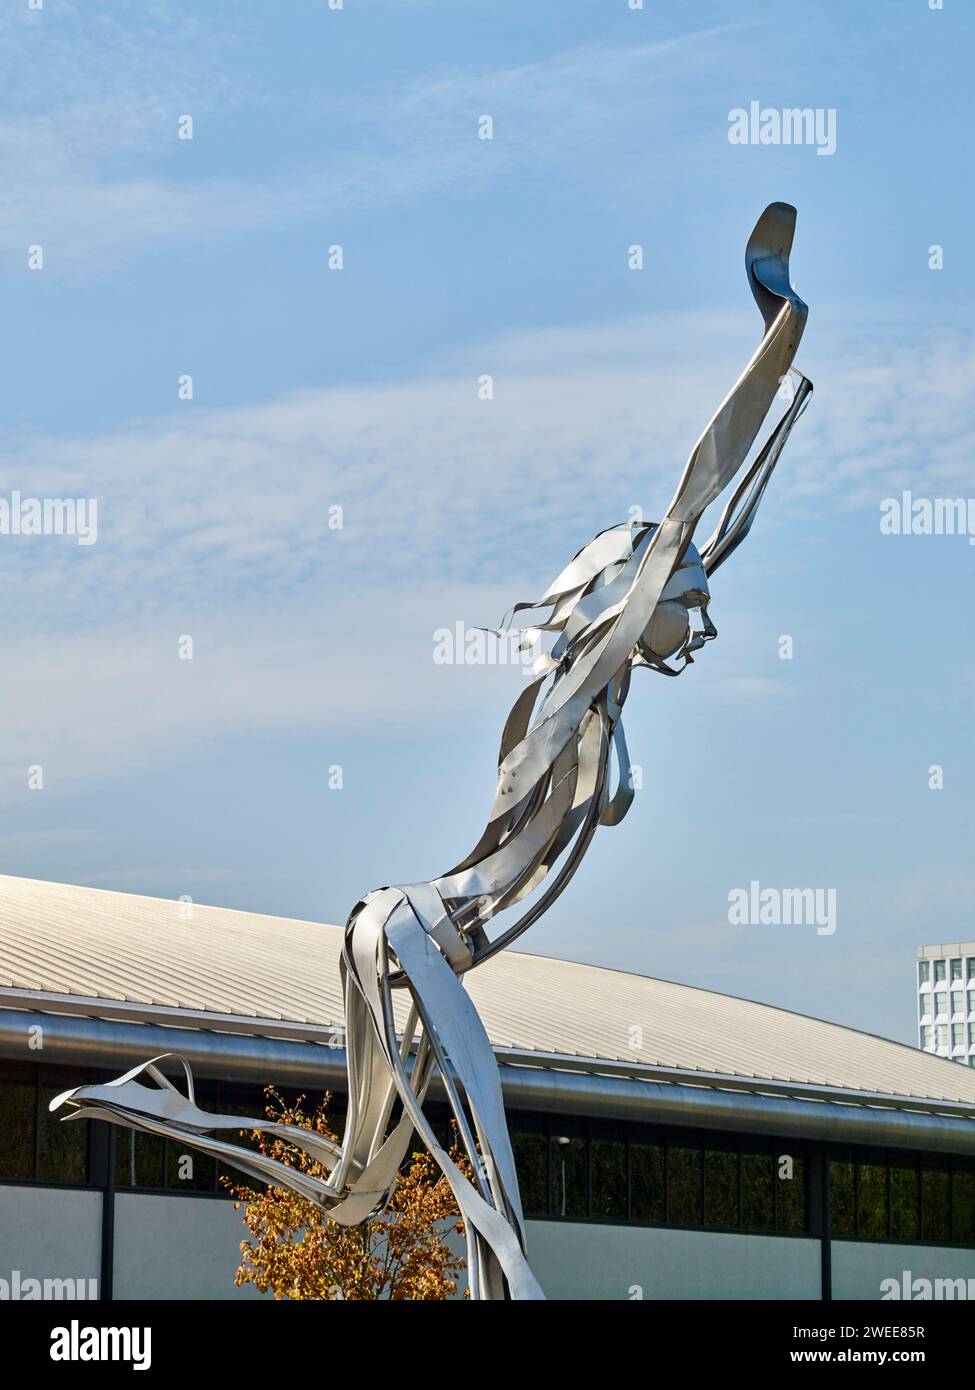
[52,203,811,1301]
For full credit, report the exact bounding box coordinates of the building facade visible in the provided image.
[2,876,975,1302]
[917,944,975,1067]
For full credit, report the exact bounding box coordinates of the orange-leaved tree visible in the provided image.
[226,1088,470,1300]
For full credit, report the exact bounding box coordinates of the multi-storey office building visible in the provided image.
[2,875,975,1301]
[917,944,975,1067]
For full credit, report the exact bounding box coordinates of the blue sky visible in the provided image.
[1,0,973,1048]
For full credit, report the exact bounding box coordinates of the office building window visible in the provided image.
[776,1154,807,1232]
[937,1025,949,1046]
[0,1067,90,1185]
[955,1171,975,1244]
[0,1079,36,1182]
[4,1060,974,1250]
[590,1134,627,1222]
[968,991,975,1014]
[116,1131,165,1189]
[857,1162,888,1239]
[550,1127,587,1219]
[922,1167,951,1244]
[952,992,965,1015]
[667,1145,703,1226]
[38,1084,88,1184]
[510,1122,547,1217]
[830,1151,975,1248]
[951,959,963,983]
[741,1150,775,1231]
[629,1140,664,1224]
[167,1142,217,1193]
[508,1120,808,1235]
[919,1026,932,1048]
[968,959,975,982]
[704,1147,738,1228]
[919,961,931,985]
[936,992,948,1016]
[935,961,947,984]
[890,1162,920,1241]
[952,1024,965,1047]
[830,1161,856,1237]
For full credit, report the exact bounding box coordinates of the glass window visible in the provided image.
[920,1026,932,1048]
[967,958,975,982]
[951,959,963,983]
[10,1075,975,1252]
[857,1162,888,1239]
[952,1024,965,1047]
[167,1143,215,1192]
[919,961,931,984]
[953,1169,975,1245]
[590,1135,626,1222]
[214,1087,268,1191]
[890,1163,920,1241]
[0,1081,36,1181]
[116,1131,165,1189]
[630,1141,664,1223]
[936,992,948,1016]
[937,1024,949,1046]
[969,1023,975,1047]
[741,1150,774,1231]
[159,1081,219,1192]
[968,991,975,1014]
[511,1128,548,1217]
[666,1144,702,1226]
[550,1132,587,1219]
[935,960,946,984]
[776,1153,806,1232]
[830,1161,855,1236]
[921,1167,951,1243]
[38,1085,87,1183]
[704,1148,738,1228]
[952,992,965,1015]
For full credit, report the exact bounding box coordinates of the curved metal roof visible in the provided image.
[2,873,974,1108]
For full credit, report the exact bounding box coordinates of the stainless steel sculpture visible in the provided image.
[53,203,812,1301]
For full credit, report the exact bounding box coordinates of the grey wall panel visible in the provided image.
[525,1221,820,1300]
[113,1194,268,1301]
[831,1241,975,1300]
[0,1185,101,1297]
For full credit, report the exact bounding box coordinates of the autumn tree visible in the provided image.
[227,1088,469,1300]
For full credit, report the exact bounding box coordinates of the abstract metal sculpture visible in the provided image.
[53,203,812,1301]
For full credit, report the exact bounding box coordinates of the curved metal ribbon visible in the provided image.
[53,204,812,1301]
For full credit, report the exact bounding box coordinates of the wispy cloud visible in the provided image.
[3,310,970,623]
[387,27,737,158]
[0,11,738,275]
[0,2,260,274]
[0,307,971,804]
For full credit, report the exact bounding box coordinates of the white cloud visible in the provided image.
[1,306,971,805]
[0,12,737,274]
[389,28,737,159]
[0,3,266,274]
[3,308,971,622]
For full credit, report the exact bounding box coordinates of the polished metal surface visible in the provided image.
[53,203,813,1300]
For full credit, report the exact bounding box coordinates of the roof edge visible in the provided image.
[8,987,975,1114]
[3,1008,974,1157]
